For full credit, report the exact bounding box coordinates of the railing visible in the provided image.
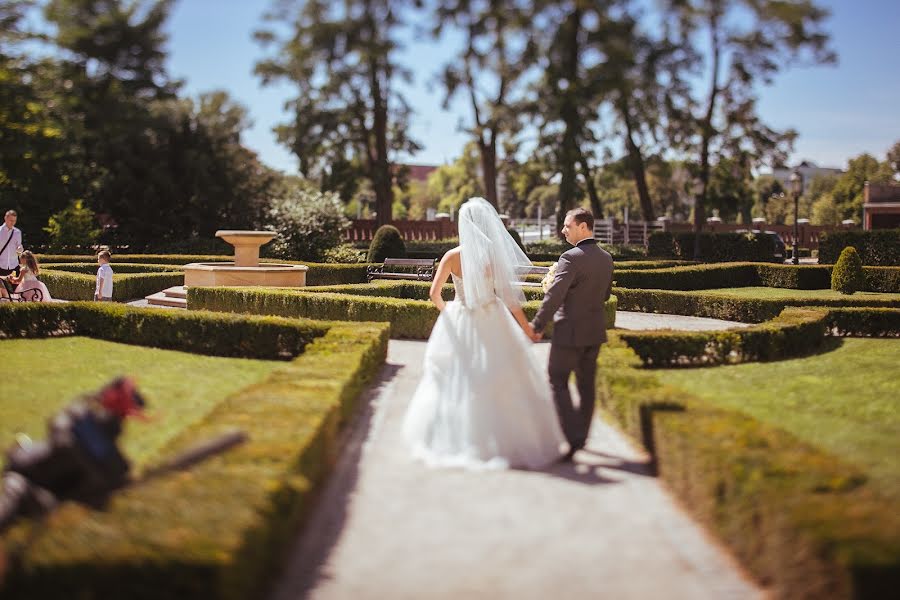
[345,220,458,242]
[593,219,667,246]
[665,222,837,250]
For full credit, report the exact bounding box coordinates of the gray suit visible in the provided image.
[532,239,614,449]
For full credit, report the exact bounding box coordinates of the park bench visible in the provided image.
[367,258,436,282]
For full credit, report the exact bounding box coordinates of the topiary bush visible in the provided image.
[832,246,865,295]
[506,228,526,252]
[367,225,406,262]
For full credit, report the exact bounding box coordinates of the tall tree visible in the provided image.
[665,0,835,257]
[255,0,420,225]
[432,0,532,209]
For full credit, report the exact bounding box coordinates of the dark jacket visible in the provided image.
[532,239,614,346]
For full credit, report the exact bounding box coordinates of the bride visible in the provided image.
[402,197,567,469]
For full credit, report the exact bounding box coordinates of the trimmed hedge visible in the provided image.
[367,225,406,262]
[188,283,618,339]
[613,287,900,323]
[819,229,900,265]
[596,340,900,599]
[617,307,830,367]
[831,246,865,294]
[825,307,900,337]
[0,302,329,360]
[42,262,184,274]
[612,262,900,293]
[0,303,389,598]
[40,270,185,301]
[647,231,779,262]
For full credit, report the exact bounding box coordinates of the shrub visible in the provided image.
[266,188,350,261]
[507,228,525,252]
[613,287,900,323]
[864,266,900,293]
[648,231,778,262]
[322,244,366,263]
[596,340,900,600]
[616,307,829,367]
[367,225,406,262]
[188,283,617,339]
[832,246,865,294]
[42,199,101,250]
[42,262,184,274]
[647,231,676,257]
[0,304,389,598]
[819,229,900,266]
[41,271,184,301]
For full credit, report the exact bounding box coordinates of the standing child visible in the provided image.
[95,250,113,301]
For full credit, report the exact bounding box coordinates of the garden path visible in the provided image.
[270,340,764,600]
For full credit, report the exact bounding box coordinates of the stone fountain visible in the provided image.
[182,230,308,287]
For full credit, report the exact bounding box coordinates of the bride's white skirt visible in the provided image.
[403,299,567,470]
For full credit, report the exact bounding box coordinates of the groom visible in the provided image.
[530,208,613,460]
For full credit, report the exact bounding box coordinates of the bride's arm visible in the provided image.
[508,304,536,341]
[428,250,456,311]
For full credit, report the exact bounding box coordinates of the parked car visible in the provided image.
[736,229,787,262]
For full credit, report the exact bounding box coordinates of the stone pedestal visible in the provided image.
[216,230,276,267]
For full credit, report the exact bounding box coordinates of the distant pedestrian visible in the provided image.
[95,250,114,301]
[0,210,23,277]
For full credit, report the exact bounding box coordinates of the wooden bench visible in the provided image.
[367,258,436,282]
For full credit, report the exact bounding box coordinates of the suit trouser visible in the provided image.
[548,342,601,448]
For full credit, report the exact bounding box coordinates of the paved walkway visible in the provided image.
[270,341,763,600]
[615,311,750,331]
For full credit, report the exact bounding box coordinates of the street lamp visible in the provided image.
[790,170,804,264]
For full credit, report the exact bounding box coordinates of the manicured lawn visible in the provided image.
[656,338,900,503]
[0,337,280,467]
[696,286,900,302]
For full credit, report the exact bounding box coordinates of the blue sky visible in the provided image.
[165,0,900,173]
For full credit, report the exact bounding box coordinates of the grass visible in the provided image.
[656,338,900,503]
[696,286,900,302]
[0,337,281,468]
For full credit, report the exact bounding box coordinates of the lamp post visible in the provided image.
[790,170,804,265]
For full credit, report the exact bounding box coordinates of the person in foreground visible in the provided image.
[403,197,567,469]
[531,208,614,461]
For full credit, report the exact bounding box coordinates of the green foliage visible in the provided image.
[426,142,484,214]
[506,228,525,252]
[322,244,366,264]
[266,187,350,261]
[617,307,830,367]
[597,339,900,599]
[647,231,778,262]
[0,303,388,598]
[42,199,100,249]
[810,193,843,225]
[40,269,184,301]
[830,153,896,221]
[831,246,865,295]
[366,225,406,262]
[819,229,900,266]
[613,286,900,323]
[187,282,617,339]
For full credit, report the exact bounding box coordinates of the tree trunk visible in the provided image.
[695,14,721,259]
[478,137,499,209]
[620,98,654,221]
[369,56,393,227]
[577,150,602,219]
[556,9,582,237]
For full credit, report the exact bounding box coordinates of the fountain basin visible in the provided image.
[215,230,277,267]
[184,262,308,287]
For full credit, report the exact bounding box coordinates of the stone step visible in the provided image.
[162,285,187,299]
[145,291,187,309]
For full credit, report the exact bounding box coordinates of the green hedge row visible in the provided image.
[824,307,900,337]
[188,284,617,339]
[0,302,330,360]
[596,341,900,599]
[40,270,185,301]
[819,229,900,265]
[613,287,900,323]
[43,262,184,274]
[647,231,780,262]
[1,310,389,598]
[617,307,830,367]
[613,261,900,293]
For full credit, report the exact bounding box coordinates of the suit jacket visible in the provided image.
[532,239,614,347]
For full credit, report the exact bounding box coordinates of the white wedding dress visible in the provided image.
[403,273,567,470]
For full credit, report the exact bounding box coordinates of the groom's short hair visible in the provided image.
[567,207,594,231]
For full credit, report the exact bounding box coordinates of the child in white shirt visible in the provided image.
[95,250,114,301]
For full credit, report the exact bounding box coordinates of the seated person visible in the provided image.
[1,251,51,302]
